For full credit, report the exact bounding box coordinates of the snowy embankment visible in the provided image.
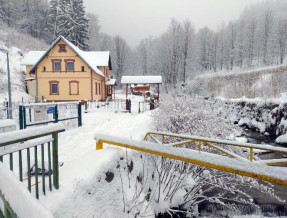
[39,109,152,217]
[0,44,33,103]
[214,96,287,144]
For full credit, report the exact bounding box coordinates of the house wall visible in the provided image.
[93,66,110,100]
[35,39,106,102]
[25,65,36,97]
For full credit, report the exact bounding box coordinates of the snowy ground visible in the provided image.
[38,105,153,217]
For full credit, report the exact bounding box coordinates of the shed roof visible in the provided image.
[105,79,116,85]
[121,76,162,84]
[20,51,45,65]
[21,36,112,77]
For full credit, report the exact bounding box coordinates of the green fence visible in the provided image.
[0,124,65,216]
[19,101,82,130]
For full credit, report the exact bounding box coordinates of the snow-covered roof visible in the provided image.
[121,76,162,84]
[86,51,110,66]
[106,79,116,85]
[21,36,112,77]
[21,51,45,65]
[24,78,36,81]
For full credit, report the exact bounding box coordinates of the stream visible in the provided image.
[198,130,287,217]
[225,129,287,216]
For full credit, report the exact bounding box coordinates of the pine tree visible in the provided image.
[0,0,5,22]
[56,0,89,50]
[46,0,59,42]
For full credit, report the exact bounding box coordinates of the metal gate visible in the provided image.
[19,102,82,129]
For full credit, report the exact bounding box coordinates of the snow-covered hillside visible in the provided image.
[0,21,48,105]
[0,45,32,103]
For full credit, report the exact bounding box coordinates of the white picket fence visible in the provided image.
[85,99,128,112]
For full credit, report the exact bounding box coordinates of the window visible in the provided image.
[69,81,79,95]
[66,61,74,72]
[99,83,101,95]
[81,66,85,72]
[58,44,66,52]
[64,59,75,72]
[52,60,61,72]
[43,66,46,72]
[49,81,59,95]
[95,82,98,95]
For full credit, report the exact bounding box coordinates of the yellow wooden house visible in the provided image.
[21,35,114,102]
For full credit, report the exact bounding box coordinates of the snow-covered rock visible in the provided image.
[214,97,287,143]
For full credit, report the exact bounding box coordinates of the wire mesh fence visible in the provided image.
[138,100,159,113]
[85,99,128,112]
[19,102,81,130]
[0,100,31,121]
[138,101,150,113]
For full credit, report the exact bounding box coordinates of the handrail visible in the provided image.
[0,123,65,146]
[94,133,287,186]
[144,132,287,165]
[0,162,53,218]
[22,101,79,107]
[0,124,65,204]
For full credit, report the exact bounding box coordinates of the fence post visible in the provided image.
[150,99,154,110]
[138,102,141,113]
[5,101,8,119]
[126,99,129,111]
[78,102,82,127]
[19,106,23,130]
[52,132,59,189]
[84,100,88,112]
[54,105,58,123]
[23,107,26,129]
[129,100,131,113]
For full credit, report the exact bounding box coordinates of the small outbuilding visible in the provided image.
[121,76,162,100]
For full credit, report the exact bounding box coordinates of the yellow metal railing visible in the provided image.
[94,132,287,186]
[144,132,287,166]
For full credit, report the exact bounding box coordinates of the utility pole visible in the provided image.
[0,46,12,119]
[6,52,12,119]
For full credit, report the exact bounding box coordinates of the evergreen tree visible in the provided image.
[46,0,59,42]
[0,0,5,22]
[56,0,89,50]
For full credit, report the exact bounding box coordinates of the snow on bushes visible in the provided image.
[153,95,242,139]
[125,95,284,216]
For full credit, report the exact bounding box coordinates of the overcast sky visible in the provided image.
[84,0,266,48]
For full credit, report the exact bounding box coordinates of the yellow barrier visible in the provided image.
[94,132,287,186]
[144,132,287,166]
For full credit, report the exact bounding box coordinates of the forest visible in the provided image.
[1,0,287,90]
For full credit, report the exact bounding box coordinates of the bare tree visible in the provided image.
[228,22,236,70]
[262,10,273,65]
[114,35,130,83]
[246,17,256,67]
[87,13,100,50]
[182,19,194,83]
[277,19,287,64]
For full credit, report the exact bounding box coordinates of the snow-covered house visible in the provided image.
[21,36,114,102]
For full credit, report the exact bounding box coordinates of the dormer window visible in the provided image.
[58,44,67,52]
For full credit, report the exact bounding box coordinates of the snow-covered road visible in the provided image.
[39,109,152,217]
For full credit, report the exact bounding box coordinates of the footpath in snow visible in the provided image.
[39,108,152,217]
